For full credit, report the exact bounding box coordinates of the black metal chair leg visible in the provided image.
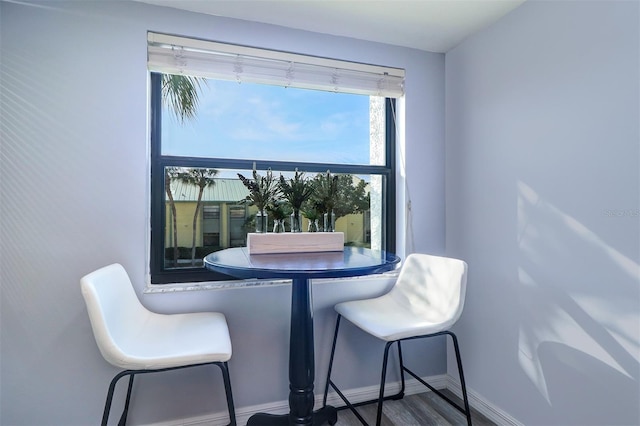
[326,317,409,426]
[323,315,342,407]
[103,371,131,426]
[396,341,406,397]
[448,332,472,426]
[101,364,237,426]
[375,341,394,426]
[217,362,237,426]
[117,373,135,426]
[102,377,117,426]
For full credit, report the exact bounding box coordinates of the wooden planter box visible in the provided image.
[247,232,344,255]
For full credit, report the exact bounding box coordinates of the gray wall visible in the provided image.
[0,1,446,425]
[446,1,639,425]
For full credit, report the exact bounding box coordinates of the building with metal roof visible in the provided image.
[168,178,249,203]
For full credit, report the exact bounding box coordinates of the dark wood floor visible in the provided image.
[335,390,496,426]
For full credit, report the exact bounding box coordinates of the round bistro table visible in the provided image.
[204,246,400,426]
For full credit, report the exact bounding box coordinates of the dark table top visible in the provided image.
[204,246,400,280]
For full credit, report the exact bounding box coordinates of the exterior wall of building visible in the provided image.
[165,202,246,249]
[165,202,367,248]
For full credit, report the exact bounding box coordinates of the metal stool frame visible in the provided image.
[102,361,236,426]
[323,314,472,426]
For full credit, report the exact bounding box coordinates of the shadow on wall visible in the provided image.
[516,181,639,425]
[538,342,638,423]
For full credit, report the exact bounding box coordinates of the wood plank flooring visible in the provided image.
[335,390,496,426]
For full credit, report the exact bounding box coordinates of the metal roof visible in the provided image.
[168,178,249,203]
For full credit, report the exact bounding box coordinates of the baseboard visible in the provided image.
[144,374,520,426]
[444,375,524,426]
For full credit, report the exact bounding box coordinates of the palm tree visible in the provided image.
[180,168,218,265]
[161,74,206,266]
[165,167,181,267]
[162,74,206,123]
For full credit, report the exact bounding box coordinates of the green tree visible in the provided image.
[311,172,369,219]
[162,74,206,123]
[334,175,369,219]
[165,167,181,267]
[161,74,206,266]
[180,168,218,265]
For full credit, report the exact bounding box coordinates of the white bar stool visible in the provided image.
[81,263,236,426]
[322,253,472,425]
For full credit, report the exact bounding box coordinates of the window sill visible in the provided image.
[143,270,399,294]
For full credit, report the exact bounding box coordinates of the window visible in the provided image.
[202,205,220,247]
[148,33,404,283]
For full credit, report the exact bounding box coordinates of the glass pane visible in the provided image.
[161,76,385,166]
[162,166,382,270]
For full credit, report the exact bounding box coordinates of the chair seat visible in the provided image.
[335,295,451,342]
[105,311,232,371]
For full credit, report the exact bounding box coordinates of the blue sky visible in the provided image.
[162,79,372,166]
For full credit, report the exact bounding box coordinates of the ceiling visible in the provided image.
[135,0,526,52]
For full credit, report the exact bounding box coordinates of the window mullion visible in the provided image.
[158,156,390,178]
[150,72,166,278]
[385,98,396,254]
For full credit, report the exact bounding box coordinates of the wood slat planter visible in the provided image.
[247,232,344,255]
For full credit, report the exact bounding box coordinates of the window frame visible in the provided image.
[149,72,396,284]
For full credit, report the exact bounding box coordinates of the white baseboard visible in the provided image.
[444,375,524,426]
[144,374,520,426]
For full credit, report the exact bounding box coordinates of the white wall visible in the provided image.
[446,1,639,425]
[0,1,445,424]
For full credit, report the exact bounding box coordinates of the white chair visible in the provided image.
[322,253,472,426]
[80,264,236,426]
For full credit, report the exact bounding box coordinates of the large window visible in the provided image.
[148,33,403,283]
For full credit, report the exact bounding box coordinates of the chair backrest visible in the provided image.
[388,253,468,330]
[80,263,151,367]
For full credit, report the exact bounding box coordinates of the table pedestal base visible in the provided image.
[247,405,337,426]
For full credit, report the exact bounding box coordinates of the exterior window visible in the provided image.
[228,205,247,247]
[203,205,220,220]
[202,205,220,247]
[149,37,400,284]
